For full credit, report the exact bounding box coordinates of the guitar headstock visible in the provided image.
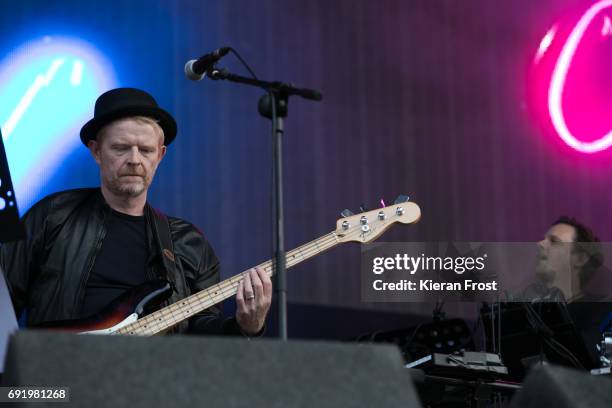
[335,197,421,243]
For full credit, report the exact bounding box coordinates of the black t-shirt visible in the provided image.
[79,210,148,318]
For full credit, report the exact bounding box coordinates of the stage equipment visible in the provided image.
[189,47,324,340]
[0,127,22,375]
[407,351,508,378]
[481,302,595,380]
[2,330,423,408]
[408,352,519,408]
[509,365,612,408]
[356,314,475,364]
[184,47,231,80]
[592,312,612,375]
[0,128,24,242]
[0,267,18,375]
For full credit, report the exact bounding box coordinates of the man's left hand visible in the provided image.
[235,267,272,336]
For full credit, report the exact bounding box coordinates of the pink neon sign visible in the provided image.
[548,0,612,153]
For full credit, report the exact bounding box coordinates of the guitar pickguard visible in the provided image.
[79,313,139,335]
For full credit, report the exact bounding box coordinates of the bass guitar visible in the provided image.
[39,197,421,335]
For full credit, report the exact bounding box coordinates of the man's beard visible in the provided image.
[535,266,555,284]
[535,258,556,284]
[108,175,148,197]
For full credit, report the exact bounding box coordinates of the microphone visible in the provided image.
[184,47,231,81]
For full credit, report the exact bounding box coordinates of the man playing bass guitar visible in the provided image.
[0,88,272,336]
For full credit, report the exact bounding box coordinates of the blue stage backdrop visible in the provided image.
[0,0,609,322]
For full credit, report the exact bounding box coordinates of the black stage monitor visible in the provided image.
[0,128,24,242]
[481,302,596,381]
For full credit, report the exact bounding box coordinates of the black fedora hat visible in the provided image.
[80,88,177,146]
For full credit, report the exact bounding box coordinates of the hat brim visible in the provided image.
[80,106,177,146]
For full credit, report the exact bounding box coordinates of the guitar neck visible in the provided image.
[116,231,341,336]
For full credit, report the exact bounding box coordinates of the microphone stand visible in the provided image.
[207,67,322,341]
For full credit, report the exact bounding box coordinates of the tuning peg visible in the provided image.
[359,204,369,212]
[340,209,354,218]
[380,198,386,208]
[394,195,410,204]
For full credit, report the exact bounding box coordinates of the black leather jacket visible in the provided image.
[0,188,241,334]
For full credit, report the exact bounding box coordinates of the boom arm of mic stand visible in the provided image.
[208,68,323,101]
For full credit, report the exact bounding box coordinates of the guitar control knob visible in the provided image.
[378,211,386,220]
[396,207,404,216]
[342,220,350,230]
[360,216,368,225]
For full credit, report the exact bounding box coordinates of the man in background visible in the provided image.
[522,216,605,302]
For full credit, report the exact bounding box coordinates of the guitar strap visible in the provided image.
[148,206,177,274]
[147,206,191,333]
